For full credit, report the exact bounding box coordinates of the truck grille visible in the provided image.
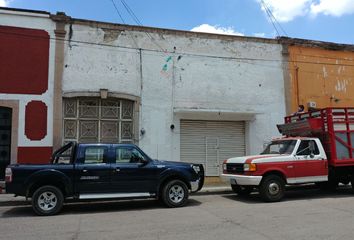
[226,163,244,174]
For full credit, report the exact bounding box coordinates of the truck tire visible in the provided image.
[231,185,253,196]
[161,180,189,208]
[31,185,64,216]
[259,175,285,202]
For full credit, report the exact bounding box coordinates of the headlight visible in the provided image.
[192,165,200,173]
[244,163,256,172]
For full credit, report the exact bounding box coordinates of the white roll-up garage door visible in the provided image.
[180,120,245,176]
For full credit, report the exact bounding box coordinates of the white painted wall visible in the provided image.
[62,22,286,160]
[0,9,56,147]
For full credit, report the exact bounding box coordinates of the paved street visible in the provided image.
[1,186,354,240]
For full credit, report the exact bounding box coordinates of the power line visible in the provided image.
[261,0,288,37]
[1,30,354,68]
[261,0,280,37]
[120,0,143,25]
[110,0,125,25]
[294,52,354,62]
[119,0,165,52]
[262,0,288,36]
[109,0,138,48]
[2,30,354,78]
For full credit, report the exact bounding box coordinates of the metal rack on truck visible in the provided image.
[222,107,354,202]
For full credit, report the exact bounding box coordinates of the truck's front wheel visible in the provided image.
[32,185,64,216]
[259,175,285,202]
[161,180,189,208]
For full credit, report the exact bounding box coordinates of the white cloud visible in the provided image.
[310,0,354,17]
[191,24,244,36]
[259,0,312,22]
[0,0,11,7]
[259,0,354,22]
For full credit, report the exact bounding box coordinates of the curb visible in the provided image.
[196,186,232,195]
[0,194,29,207]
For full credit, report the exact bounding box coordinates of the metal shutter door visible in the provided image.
[180,120,245,176]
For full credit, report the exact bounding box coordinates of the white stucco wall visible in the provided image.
[0,9,56,147]
[62,21,286,160]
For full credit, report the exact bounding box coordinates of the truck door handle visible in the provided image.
[287,165,294,169]
[82,169,88,173]
[115,168,121,172]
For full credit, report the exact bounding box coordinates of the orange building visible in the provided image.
[281,37,354,114]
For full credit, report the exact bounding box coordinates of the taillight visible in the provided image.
[5,168,12,183]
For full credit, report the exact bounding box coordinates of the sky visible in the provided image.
[1,0,354,44]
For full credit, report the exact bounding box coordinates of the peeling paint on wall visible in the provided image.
[102,28,121,43]
[335,79,348,92]
[322,66,328,78]
[288,46,354,111]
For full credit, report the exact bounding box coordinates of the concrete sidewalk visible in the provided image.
[0,194,29,207]
[197,183,231,195]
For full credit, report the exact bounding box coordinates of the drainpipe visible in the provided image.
[281,44,292,115]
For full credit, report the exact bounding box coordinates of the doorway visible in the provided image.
[180,120,246,176]
[0,107,12,180]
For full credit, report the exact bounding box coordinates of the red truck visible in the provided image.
[222,107,354,202]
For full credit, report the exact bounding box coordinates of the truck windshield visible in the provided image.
[261,140,297,155]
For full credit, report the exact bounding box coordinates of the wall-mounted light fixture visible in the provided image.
[140,128,146,135]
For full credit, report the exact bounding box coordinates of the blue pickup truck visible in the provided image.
[5,142,204,216]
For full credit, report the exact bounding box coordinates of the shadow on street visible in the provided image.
[1,198,202,217]
[222,185,354,204]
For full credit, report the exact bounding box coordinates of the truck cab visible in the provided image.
[223,137,328,201]
[222,107,354,202]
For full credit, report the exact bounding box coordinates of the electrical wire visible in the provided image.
[261,0,288,36]
[261,0,280,37]
[119,0,165,52]
[1,30,354,69]
[120,0,143,25]
[109,0,138,48]
[294,52,354,62]
[261,0,288,37]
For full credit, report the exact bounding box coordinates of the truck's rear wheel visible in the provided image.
[231,185,253,196]
[259,175,285,202]
[32,185,64,216]
[161,180,189,208]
